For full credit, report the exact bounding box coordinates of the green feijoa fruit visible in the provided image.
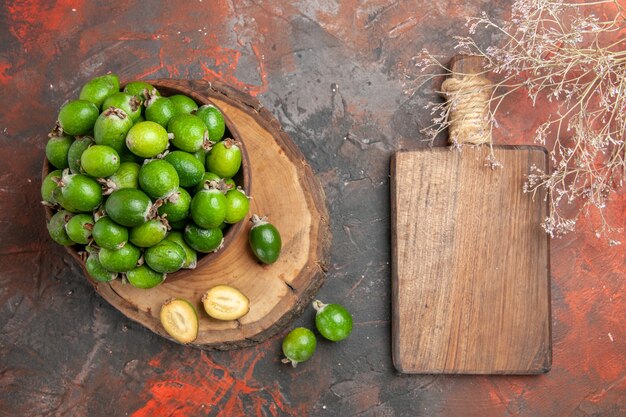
[51,186,78,212]
[47,210,74,246]
[94,107,134,153]
[58,100,99,136]
[126,265,165,289]
[157,187,191,222]
[164,151,204,187]
[105,161,140,192]
[218,222,227,230]
[92,216,128,250]
[192,149,208,166]
[145,240,186,273]
[59,171,103,212]
[282,327,316,367]
[102,93,142,122]
[313,300,353,342]
[195,104,225,142]
[167,114,208,152]
[190,187,226,229]
[138,159,179,199]
[145,96,175,128]
[168,220,187,230]
[79,74,119,109]
[224,188,249,224]
[45,135,73,169]
[104,188,152,227]
[98,243,141,273]
[64,213,94,245]
[126,121,169,158]
[164,231,197,269]
[206,139,241,178]
[224,178,236,189]
[130,218,168,247]
[67,136,94,174]
[135,114,145,123]
[80,145,120,178]
[194,172,221,193]
[184,224,223,253]
[41,169,63,204]
[123,81,160,103]
[169,94,198,115]
[160,298,198,344]
[85,249,117,282]
[249,215,281,264]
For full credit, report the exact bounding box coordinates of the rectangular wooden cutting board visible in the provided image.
[390,146,551,374]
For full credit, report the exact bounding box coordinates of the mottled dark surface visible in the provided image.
[0,1,624,416]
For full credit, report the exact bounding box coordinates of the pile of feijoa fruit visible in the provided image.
[42,73,250,288]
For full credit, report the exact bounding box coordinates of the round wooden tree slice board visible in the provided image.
[93,79,331,350]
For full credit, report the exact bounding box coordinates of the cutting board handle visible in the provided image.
[441,55,492,146]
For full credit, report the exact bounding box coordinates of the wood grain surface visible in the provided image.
[78,80,331,350]
[391,146,551,374]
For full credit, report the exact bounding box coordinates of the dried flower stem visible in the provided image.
[407,0,625,242]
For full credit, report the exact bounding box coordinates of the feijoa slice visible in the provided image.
[92,216,128,250]
[157,187,191,223]
[160,298,198,344]
[85,248,117,282]
[105,188,152,227]
[79,74,119,109]
[206,139,242,178]
[249,215,281,264]
[45,135,73,169]
[202,285,250,321]
[184,224,223,253]
[67,136,94,174]
[144,240,186,273]
[102,92,142,122]
[47,210,74,246]
[98,243,141,273]
[129,218,168,247]
[164,231,197,269]
[169,94,198,115]
[138,159,179,199]
[126,265,165,289]
[164,151,205,187]
[58,99,99,136]
[195,104,225,142]
[94,107,134,153]
[64,213,94,245]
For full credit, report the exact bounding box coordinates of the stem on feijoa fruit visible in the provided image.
[250,214,269,228]
[312,300,327,312]
[281,357,298,368]
[202,131,215,151]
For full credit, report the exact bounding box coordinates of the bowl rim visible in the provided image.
[42,79,252,283]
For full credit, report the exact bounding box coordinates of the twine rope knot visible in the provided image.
[441,75,492,145]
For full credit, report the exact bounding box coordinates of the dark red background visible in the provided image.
[1,1,624,416]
